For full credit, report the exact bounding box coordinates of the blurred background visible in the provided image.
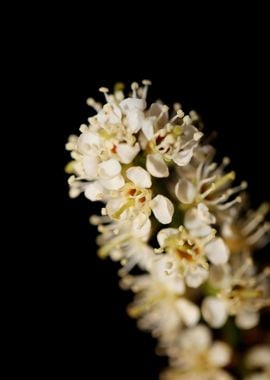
[62,78,270,379]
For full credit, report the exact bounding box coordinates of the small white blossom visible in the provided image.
[184,203,216,237]
[156,226,229,288]
[121,259,199,346]
[222,202,270,255]
[175,155,247,220]
[161,325,233,380]
[105,167,174,225]
[203,260,270,329]
[93,216,153,274]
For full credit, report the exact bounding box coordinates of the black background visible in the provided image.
[62,77,270,379]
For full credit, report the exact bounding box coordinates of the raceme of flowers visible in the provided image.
[66,81,270,379]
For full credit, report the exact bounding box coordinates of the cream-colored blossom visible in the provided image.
[105,166,174,225]
[156,225,229,288]
[222,202,270,255]
[161,325,233,380]
[175,154,247,218]
[121,258,200,346]
[202,259,270,328]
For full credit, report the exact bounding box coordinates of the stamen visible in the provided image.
[90,215,111,225]
[142,79,152,99]
[246,222,270,245]
[173,103,182,111]
[86,97,102,112]
[99,87,110,102]
[79,124,88,133]
[217,196,241,210]
[200,182,216,199]
[241,214,264,236]
[170,109,185,123]
[131,82,139,98]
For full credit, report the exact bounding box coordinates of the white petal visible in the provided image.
[98,159,121,178]
[127,113,143,133]
[197,203,216,224]
[117,143,140,164]
[209,342,231,367]
[120,98,146,133]
[175,178,196,204]
[202,297,228,328]
[176,299,200,326]
[132,215,151,241]
[126,166,152,188]
[209,264,231,288]
[205,238,229,265]
[142,118,155,140]
[151,195,174,224]
[97,103,122,124]
[184,205,213,237]
[180,325,211,350]
[77,132,100,154]
[235,310,259,329]
[120,98,146,112]
[146,153,169,178]
[101,174,125,190]
[83,155,99,179]
[106,198,125,218]
[166,275,185,295]
[173,148,193,166]
[157,228,178,247]
[186,267,209,288]
[184,207,203,230]
[84,181,104,201]
[149,102,168,126]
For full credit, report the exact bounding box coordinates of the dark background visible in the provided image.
[62,77,270,379]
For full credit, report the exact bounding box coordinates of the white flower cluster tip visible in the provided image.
[66,81,270,379]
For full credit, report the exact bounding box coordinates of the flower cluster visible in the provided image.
[66,81,270,379]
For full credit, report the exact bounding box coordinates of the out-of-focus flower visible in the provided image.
[175,155,247,218]
[121,258,200,346]
[222,202,270,255]
[202,259,270,328]
[161,325,233,380]
[244,345,270,380]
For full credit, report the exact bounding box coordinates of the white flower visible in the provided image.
[105,166,174,225]
[156,226,229,288]
[184,203,216,237]
[83,158,125,201]
[222,202,270,255]
[175,155,247,219]
[144,114,203,177]
[205,260,270,329]
[92,216,153,274]
[120,97,146,133]
[121,261,199,346]
[161,325,233,380]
